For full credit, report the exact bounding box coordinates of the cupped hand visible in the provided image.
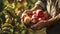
[57,13,60,19]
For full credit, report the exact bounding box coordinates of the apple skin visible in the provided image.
[36,9,49,20]
[32,11,36,14]
[43,12,49,20]
[21,13,28,23]
[24,16,31,24]
[36,9,44,18]
[31,14,38,24]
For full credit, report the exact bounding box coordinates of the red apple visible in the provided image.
[29,15,32,18]
[38,12,49,20]
[32,11,36,14]
[43,12,49,20]
[38,18,41,20]
[36,9,44,18]
[31,14,38,24]
[32,14,38,19]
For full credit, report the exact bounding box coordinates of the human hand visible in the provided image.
[31,23,41,30]
[31,20,47,30]
[31,21,44,30]
[24,10,33,15]
[57,13,60,19]
[24,10,32,13]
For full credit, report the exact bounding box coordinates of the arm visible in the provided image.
[30,5,38,11]
[31,14,60,30]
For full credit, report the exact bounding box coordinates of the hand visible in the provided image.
[31,22,42,30]
[31,20,47,30]
[24,10,32,13]
[24,10,33,15]
[57,13,60,19]
[31,24,40,30]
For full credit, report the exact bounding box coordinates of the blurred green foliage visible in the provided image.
[0,0,38,34]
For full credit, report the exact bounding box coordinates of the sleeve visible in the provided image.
[35,0,45,9]
[35,0,41,5]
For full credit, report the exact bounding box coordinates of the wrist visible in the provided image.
[55,15,59,20]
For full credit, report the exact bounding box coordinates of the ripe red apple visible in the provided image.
[31,14,38,24]
[32,14,38,19]
[36,9,44,18]
[38,18,41,20]
[43,12,49,20]
[32,11,36,14]
[36,9,43,14]
[38,12,49,20]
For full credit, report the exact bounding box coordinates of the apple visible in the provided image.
[21,13,28,22]
[31,14,38,24]
[32,11,36,14]
[43,12,49,20]
[24,16,31,24]
[21,13,28,18]
[38,12,49,20]
[36,9,43,14]
[32,14,38,19]
[38,18,41,20]
[36,9,44,18]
